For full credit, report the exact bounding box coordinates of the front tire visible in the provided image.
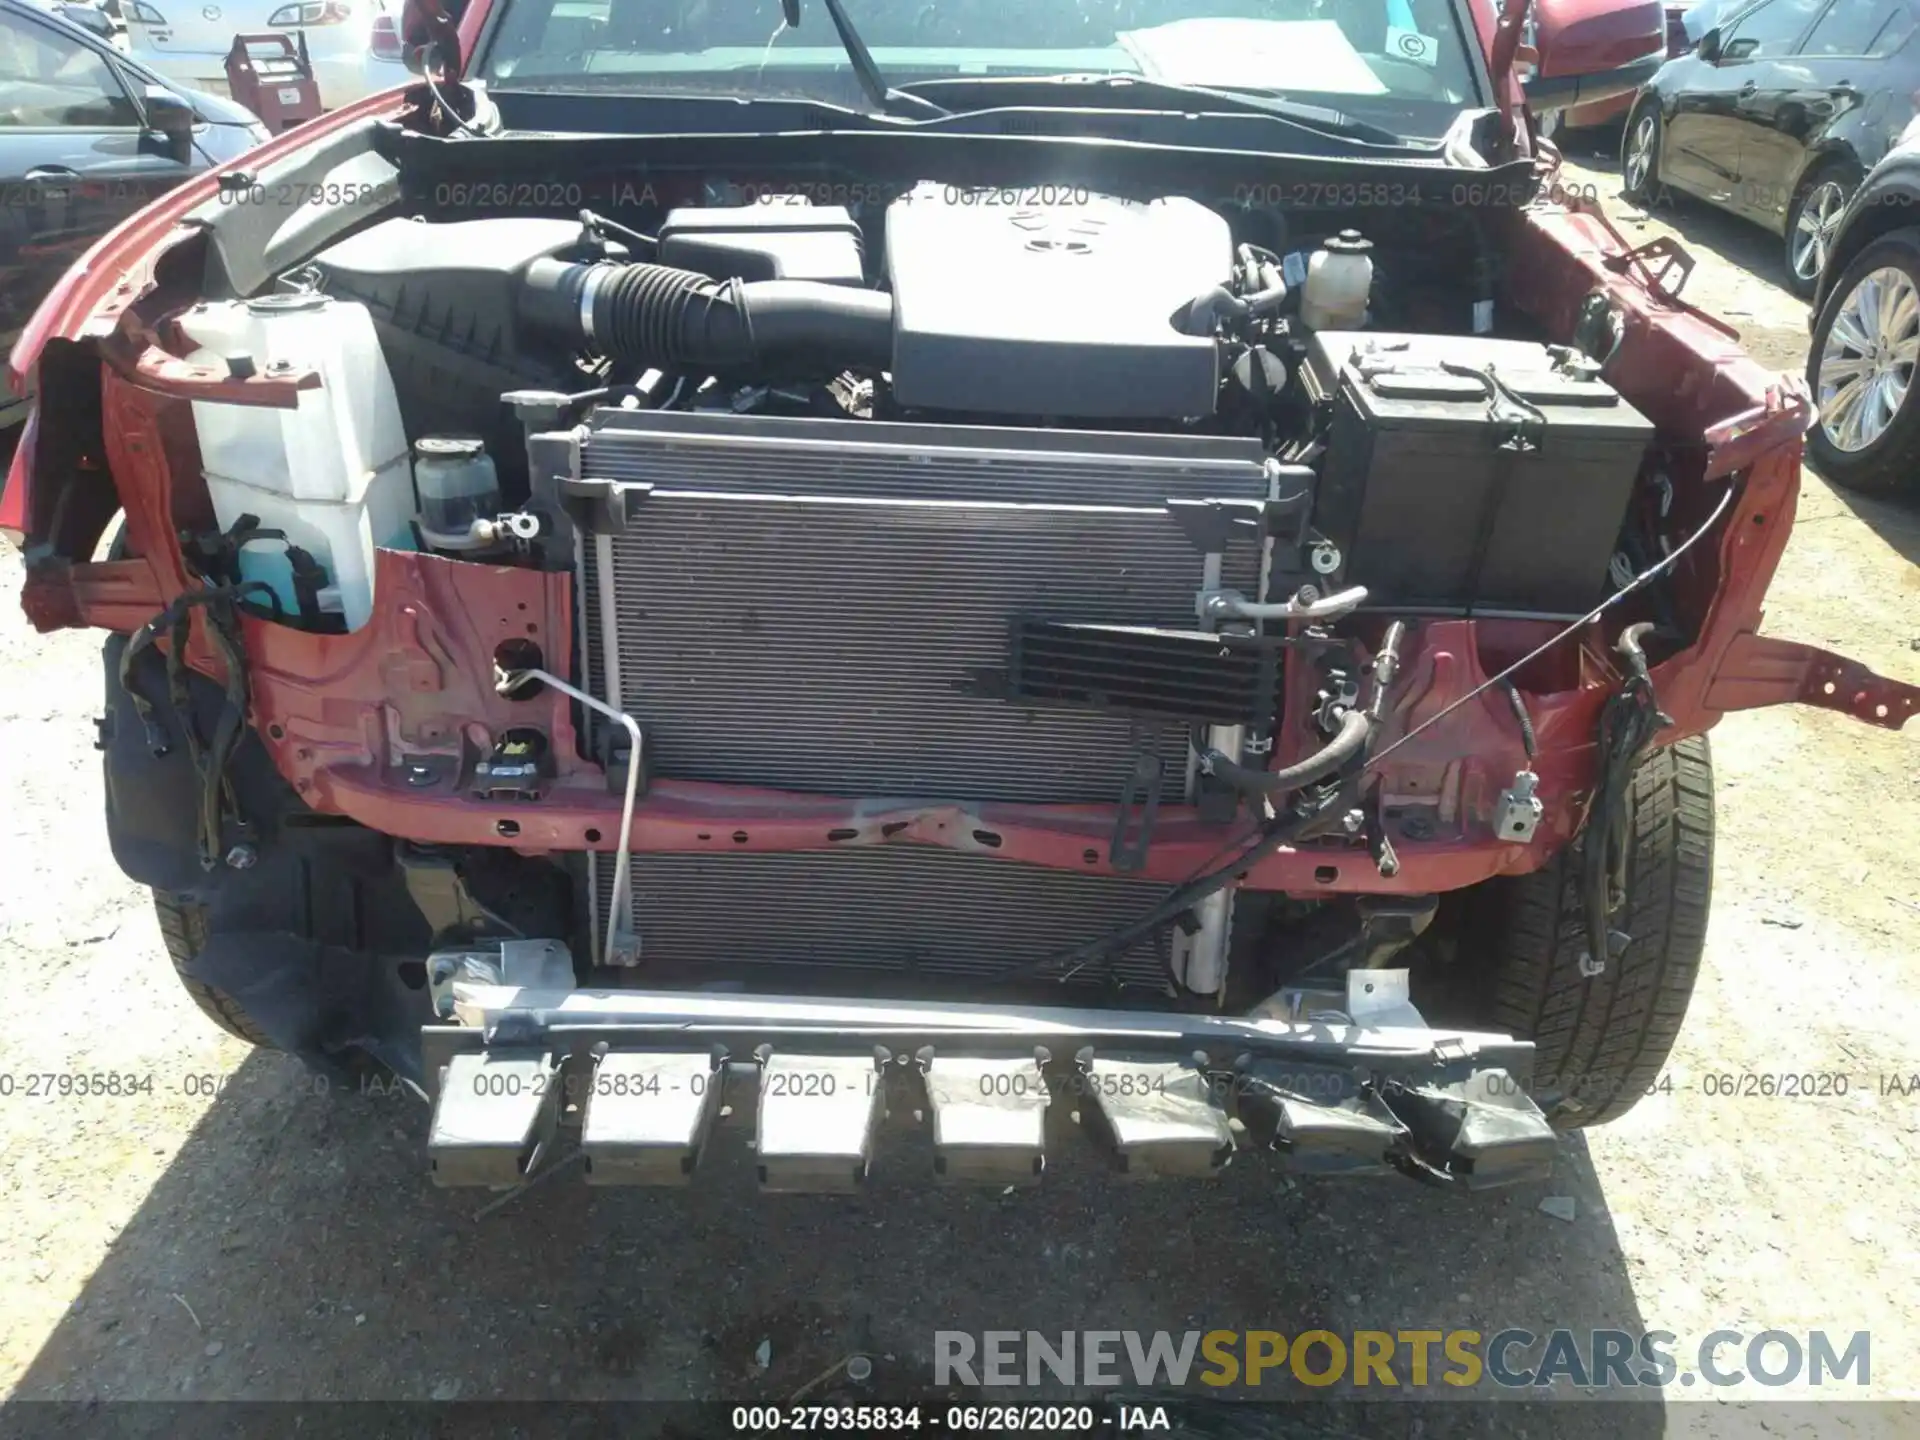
[1784,162,1859,299]
[1807,228,1920,496]
[1463,736,1713,1129]
[153,891,277,1048]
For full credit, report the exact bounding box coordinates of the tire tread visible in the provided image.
[1477,735,1713,1127]
[153,891,277,1049]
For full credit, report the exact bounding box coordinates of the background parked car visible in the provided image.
[1541,0,1717,135]
[1805,130,1920,494]
[360,0,402,98]
[1622,0,1920,297]
[123,0,381,108]
[33,0,130,51]
[0,0,266,433]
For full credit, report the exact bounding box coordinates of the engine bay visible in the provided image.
[204,183,1652,630]
[142,167,1678,1004]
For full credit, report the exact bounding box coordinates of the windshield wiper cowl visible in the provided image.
[782,0,949,119]
[897,73,1405,146]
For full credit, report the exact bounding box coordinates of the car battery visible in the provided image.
[1301,332,1654,616]
[225,32,323,131]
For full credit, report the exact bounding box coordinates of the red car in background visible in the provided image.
[1541,0,1714,133]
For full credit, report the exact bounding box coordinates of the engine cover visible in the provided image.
[885,186,1230,419]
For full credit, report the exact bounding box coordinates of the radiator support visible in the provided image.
[561,407,1282,986]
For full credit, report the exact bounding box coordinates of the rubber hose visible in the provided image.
[1501,678,1538,760]
[1181,268,1287,334]
[519,258,893,370]
[1203,707,1373,796]
[1180,284,1247,334]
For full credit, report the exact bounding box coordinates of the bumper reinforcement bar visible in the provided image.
[423,974,1558,1194]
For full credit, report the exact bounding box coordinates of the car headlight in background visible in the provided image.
[247,122,273,145]
[125,2,167,22]
[267,0,352,23]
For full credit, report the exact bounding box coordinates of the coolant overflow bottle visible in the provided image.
[414,436,501,551]
[1301,229,1374,331]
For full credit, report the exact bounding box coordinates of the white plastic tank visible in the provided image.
[177,293,415,631]
[1300,229,1374,332]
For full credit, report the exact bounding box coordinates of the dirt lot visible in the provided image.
[1,151,1916,1436]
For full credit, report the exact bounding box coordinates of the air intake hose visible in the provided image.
[519,258,894,370]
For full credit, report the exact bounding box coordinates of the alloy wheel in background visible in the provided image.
[1791,178,1851,286]
[1817,265,1919,453]
[1623,110,1659,202]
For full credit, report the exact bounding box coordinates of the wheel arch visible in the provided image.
[1816,179,1920,317]
[1791,141,1867,202]
[1626,88,1666,146]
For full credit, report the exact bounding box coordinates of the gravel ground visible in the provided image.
[0,151,1916,1437]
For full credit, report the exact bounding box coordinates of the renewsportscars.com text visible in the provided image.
[934,1329,1870,1391]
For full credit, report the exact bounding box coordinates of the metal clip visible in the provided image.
[1201,585,1369,623]
[1496,770,1544,843]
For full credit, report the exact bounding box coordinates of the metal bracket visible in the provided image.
[598,722,650,799]
[1367,811,1401,879]
[427,1048,563,1188]
[1705,633,1917,731]
[1376,1068,1558,1190]
[1076,1049,1233,1178]
[398,846,501,943]
[1495,769,1544,842]
[1354,896,1439,969]
[918,1048,1051,1184]
[1345,968,1426,1030]
[569,480,654,535]
[754,1049,889,1193]
[1602,233,1696,301]
[582,1048,726,1185]
[1108,728,1165,873]
[428,938,575,1019]
[1164,497,1268,553]
[1233,1060,1408,1177]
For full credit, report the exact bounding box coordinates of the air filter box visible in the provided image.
[1303,332,1653,615]
[658,202,865,285]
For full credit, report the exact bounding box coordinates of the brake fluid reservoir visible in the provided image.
[1300,230,1374,331]
[177,293,415,631]
[413,436,501,549]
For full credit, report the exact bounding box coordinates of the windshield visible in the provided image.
[478,0,1486,138]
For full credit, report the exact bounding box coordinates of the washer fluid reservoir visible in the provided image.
[177,292,416,631]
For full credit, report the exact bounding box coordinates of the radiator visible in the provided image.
[570,409,1273,982]
[595,847,1173,989]
[577,410,1271,803]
